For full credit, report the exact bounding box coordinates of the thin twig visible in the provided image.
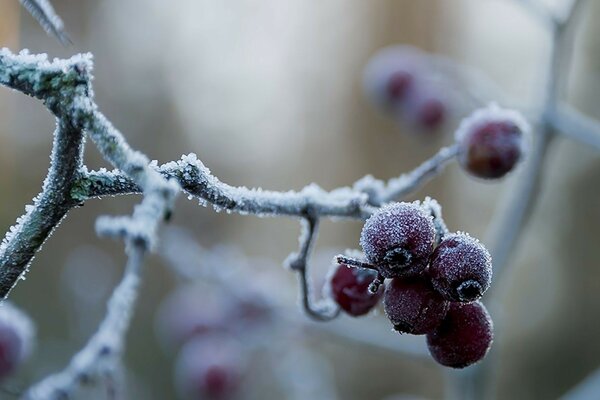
[286,217,340,321]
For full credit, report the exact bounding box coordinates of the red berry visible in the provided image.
[426,301,493,368]
[360,202,436,278]
[383,276,449,335]
[429,233,492,302]
[327,264,383,317]
[363,46,421,110]
[175,337,244,400]
[456,105,528,179]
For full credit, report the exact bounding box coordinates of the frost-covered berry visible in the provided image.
[426,301,493,368]
[384,276,449,335]
[429,233,492,302]
[360,202,436,278]
[175,337,244,400]
[456,104,529,179]
[363,46,421,110]
[0,303,34,380]
[327,264,383,317]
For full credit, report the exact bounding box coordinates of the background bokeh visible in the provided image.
[1,0,600,398]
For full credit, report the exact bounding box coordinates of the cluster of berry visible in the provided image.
[155,284,273,399]
[328,202,493,368]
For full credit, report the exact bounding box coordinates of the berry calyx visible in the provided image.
[383,276,449,335]
[456,104,528,179]
[429,233,492,302]
[426,301,493,368]
[360,202,436,278]
[327,263,383,317]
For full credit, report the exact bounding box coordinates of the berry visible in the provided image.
[327,264,383,316]
[426,301,493,368]
[175,337,244,400]
[155,285,227,351]
[363,46,421,110]
[0,303,34,380]
[383,276,449,335]
[429,233,492,302]
[456,104,528,179]
[407,91,446,130]
[360,202,436,278]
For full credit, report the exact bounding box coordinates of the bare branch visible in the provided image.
[549,103,600,150]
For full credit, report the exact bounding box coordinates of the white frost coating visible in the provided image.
[454,103,531,148]
[0,301,36,362]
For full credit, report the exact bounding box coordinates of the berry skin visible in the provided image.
[429,233,492,302]
[456,104,528,179]
[327,264,383,317]
[426,301,493,368]
[175,337,244,400]
[383,276,449,335]
[360,202,436,278]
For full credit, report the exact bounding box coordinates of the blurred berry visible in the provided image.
[363,46,421,110]
[426,301,493,368]
[429,233,492,302]
[327,264,383,316]
[456,104,528,179]
[0,303,34,380]
[175,337,244,400]
[360,202,435,278]
[383,276,449,335]
[155,285,228,351]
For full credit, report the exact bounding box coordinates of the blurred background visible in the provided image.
[1,0,600,398]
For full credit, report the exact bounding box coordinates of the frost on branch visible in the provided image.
[19,0,71,45]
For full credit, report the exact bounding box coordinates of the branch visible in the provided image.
[82,142,456,221]
[0,50,90,297]
[549,103,600,151]
[19,0,71,45]
[353,145,458,206]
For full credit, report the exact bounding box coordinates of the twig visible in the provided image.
[353,145,458,206]
[550,103,600,150]
[286,217,340,321]
[19,0,71,45]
